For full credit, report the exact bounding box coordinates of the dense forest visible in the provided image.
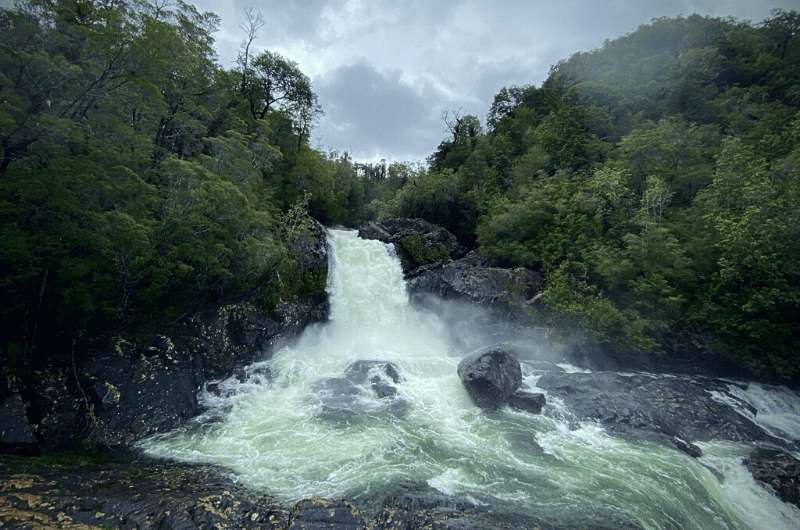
[0,0,401,377]
[370,11,800,378]
[1,1,798,382]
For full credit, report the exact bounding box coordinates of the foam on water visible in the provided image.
[142,229,800,529]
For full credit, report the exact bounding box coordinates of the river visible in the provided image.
[142,229,800,530]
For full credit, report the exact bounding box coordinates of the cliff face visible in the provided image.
[1,221,330,454]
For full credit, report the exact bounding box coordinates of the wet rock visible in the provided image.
[358,218,466,274]
[289,498,363,529]
[313,361,407,418]
[0,456,290,529]
[0,393,38,455]
[312,377,363,415]
[457,346,522,410]
[345,360,402,398]
[536,371,789,447]
[84,346,201,448]
[508,391,546,414]
[408,252,542,322]
[671,436,703,458]
[26,370,88,449]
[746,448,800,507]
[373,489,640,530]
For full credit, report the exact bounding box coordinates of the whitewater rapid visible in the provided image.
[142,229,800,530]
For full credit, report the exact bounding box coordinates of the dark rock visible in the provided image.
[373,489,641,529]
[0,393,39,455]
[746,448,800,507]
[536,371,790,448]
[84,342,201,448]
[671,436,703,458]
[508,391,546,414]
[344,360,402,398]
[457,346,522,410]
[344,360,402,385]
[26,370,88,449]
[358,218,466,274]
[0,456,290,529]
[408,253,542,322]
[288,498,363,529]
[312,377,363,416]
[313,361,407,418]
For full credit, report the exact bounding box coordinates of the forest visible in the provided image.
[1,1,799,383]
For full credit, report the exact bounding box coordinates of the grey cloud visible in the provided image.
[312,62,457,161]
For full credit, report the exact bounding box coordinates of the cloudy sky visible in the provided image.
[189,0,800,162]
[6,0,799,160]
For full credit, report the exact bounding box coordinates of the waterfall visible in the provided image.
[142,229,800,530]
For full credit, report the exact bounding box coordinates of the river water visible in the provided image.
[142,229,800,529]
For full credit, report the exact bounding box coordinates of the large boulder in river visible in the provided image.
[358,218,466,274]
[746,448,800,507]
[457,346,522,410]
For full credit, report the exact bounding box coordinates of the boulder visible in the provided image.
[745,448,800,507]
[358,218,466,274]
[408,251,542,322]
[508,391,546,414]
[457,346,522,410]
[344,360,402,398]
[0,393,38,455]
[312,360,407,418]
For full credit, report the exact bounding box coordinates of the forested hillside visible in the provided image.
[0,1,402,376]
[374,12,800,378]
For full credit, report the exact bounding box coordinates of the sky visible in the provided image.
[5,0,800,161]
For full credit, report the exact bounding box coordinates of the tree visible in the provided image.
[246,50,319,134]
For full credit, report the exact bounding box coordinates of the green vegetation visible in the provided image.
[397,234,451,267]
[0,0,404,375]
[374,12,800,378]
[1,2,797,381]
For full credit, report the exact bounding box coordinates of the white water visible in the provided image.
[143,229,800,529]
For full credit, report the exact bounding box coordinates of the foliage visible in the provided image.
[388,11,800,378]
[0,0,394,375]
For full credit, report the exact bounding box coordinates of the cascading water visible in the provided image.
[142,229,800,529]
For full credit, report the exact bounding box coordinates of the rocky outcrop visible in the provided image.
[408,250,542,322]
[534,370,791,448]
[745,448,800,507]
[457,346,523,410]
[9,221,330,451]
[358,218,466,274]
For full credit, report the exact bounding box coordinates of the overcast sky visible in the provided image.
[5,0,799,161]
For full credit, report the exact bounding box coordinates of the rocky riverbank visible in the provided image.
[0,455,606,530]
[1,221,329,455]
